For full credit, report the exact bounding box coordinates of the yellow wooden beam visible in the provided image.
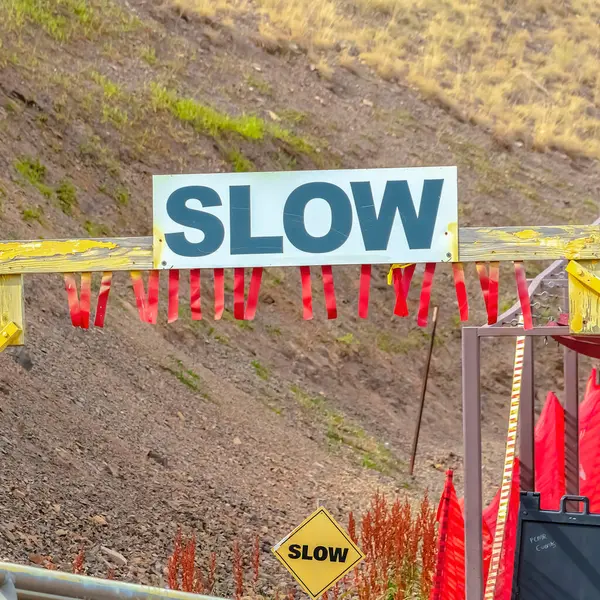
[0,237,151,274]
[0,225,598,274]
[0,274,24,345]
[459,225,600,262]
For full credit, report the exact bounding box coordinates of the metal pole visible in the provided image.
[564,347,579,497]
[462,327,483,600]
[519,337,535,491]
[409,305,439,476]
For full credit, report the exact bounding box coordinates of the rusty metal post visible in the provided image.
[409,305,439,476]
[462,327,483,600]
[519,337,535,491]
[564,347,579,497]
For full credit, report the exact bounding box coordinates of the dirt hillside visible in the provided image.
[0,0,598,595]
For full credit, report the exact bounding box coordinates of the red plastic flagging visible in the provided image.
[321,265,337,319]
[63,262,538,328]
[358,265,371,319]
[168,270,180,324]
[300,266,313,320]
[190,269,202,320]
[452,263,469,322]
[417,263,436,327]
[476,261,499,325]
[514,261,533,329]
[245,268,263,321]
[94,272,113,328]
[214,269,225,320]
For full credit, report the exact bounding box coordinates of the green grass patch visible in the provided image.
[140,45,157,65]
[114,186,129,206]
[56,179,77,215]
[162,359,212,401]
[376,330,427,355]
[226,148,254,172]
[292,385,396,474]
[149,83,319,158]
[14,156,53,198]
[4,0,139,41]
[246,73,272,96]
[251,360,269,380]
[84,220,110,236]
[266,324,281,336]
[101,104,128,127]
[336,332,356,345]
[90,71,121,99]
[279,108,307,124]
[150,83,265,140]
[22,206,43,223]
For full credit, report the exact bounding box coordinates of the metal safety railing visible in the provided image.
[0,563,229,600]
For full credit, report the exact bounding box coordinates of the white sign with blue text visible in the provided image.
[153,167,458,269]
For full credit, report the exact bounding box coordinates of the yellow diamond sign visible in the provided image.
[272,507,365,599]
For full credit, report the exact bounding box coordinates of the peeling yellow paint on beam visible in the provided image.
[0,237,152,274]
[459,225,600,262]
[0,225,598,274]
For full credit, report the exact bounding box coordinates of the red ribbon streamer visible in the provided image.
[245,268,263,320]
[417,263,436,327]
[358,265,371,319]
[234,268,245,320]
[452,263,469,322]
[94,272,113,328]
[130,271,148,323]
[321,265,337,319]
[477,262,500,325]
[147,270,160,324]
[64,274,81,328]
[393,268,409,317]
[79,273,91,329]
[168,270,180,324]
[190,269,202,320]
[514,261,533,329]
[300,266,313,320]
[402,264,416,297]
[214,268,225,320]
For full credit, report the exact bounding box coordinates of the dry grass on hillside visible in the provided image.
[178,0,600,160]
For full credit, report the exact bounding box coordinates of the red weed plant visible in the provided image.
[349,491,437,599]
[252,534,260,589]
[162,490,436,599]
[233,540,244,600]
[72,547,85,575]
[168,527,183,590]
[167,528,218,595]
[418,493,437,598]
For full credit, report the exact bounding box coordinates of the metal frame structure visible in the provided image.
[0,563,225,600]
[460,250,586,600]
[0,207,599,599]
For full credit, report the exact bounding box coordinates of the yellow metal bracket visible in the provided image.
[566,259,600,334]
[0,274,25,347]
[0,322,22,351]
[566,260,600,295]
